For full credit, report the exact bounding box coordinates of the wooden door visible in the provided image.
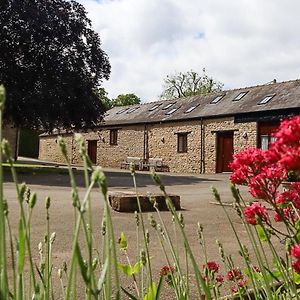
[88,140,97,164]
[216,132,234,173]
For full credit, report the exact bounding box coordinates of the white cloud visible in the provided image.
[80,0,300,101]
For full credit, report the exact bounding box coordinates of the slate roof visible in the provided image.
[103,79,300,126]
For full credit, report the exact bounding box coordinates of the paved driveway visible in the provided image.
[4,169,256,298]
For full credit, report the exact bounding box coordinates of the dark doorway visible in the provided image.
[216,131,234,173]
[87,140,97,164]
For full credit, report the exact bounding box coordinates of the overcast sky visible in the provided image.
[80,0,300,102]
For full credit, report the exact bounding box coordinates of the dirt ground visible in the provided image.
[3,169,269,299]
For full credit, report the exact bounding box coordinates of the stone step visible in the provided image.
[108,192,181,212]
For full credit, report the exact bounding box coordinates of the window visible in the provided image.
[165,107,179,115]
[233,91,248,101]
[258,94,275,105]
[149,104,162,111]
[110,129,118,145]
[258,122,279,150]
[162,102,175,110]
[210,94,225,104]
[126,107,139,113]
[185,104,199,113]
[116,108,129,114]
[260,135,276,151]
[177,133,188,153]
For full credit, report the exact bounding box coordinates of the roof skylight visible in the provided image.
[149,103,162,111]
[162,102,175,110]
[233,91,248,101]
[126,107,139,113]
[185,104,199,113]
[116,107,129,114]
[258,94,275,105]
[210,94,225,104]
[165,107,179,115]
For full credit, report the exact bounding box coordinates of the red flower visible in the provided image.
[216,274,224,283]
[292,260,300,274]
[243,202,268,225]
[291,244,300,259]
[274,212,282,222]
[249,166,285,201]
[227,268,243,281]
[160,265,175,276]
[203,261,219,273]
[229,147,267,185]
[230,278,247,293]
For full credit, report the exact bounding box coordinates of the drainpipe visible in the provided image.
[14,127,20,161]
[143,124,149,164]
[200,118,205,174]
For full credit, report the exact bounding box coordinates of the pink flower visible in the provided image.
[243,202,268,225]
[227,268,243,281]
[249,166,285,201]
[230,278,248,293]
[274,212,282,222]
[203,261,219,273]
[216,274,224,283]
[270,116,300,171]
[292,260,300,274]
[291,244,300,259]
[229,147,267,185]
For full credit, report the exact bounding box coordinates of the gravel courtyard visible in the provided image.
[4,168,260,298]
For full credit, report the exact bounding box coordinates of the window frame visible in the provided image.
[162,102,176,110]
[210,94,225,104]
[109,129,118,145]
[233,91,248,101]
[177,133,188,153]
[258,94,275,105]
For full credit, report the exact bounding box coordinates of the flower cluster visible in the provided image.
[227,268,247,293]
[160,265,175,286]
[243,202,268,225]
[203,261,219,273]
[291,244,300,274]
[160,265,175,276]
[230,116,300,227]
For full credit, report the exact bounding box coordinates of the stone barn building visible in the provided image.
[39,79,300,174]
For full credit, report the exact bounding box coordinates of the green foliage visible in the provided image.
[96,90,141,110]
[0,0,110,131]
[160,69,223,100]
[112,93,141,106]
[118,261,142,276]
[96,88,113,110]
[119,232,128,251]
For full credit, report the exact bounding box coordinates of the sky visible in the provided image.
[80,0,300,102]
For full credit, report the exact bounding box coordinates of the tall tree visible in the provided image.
[160,69,223,100]
[96,88,112,110]
[0,0,110,131]
[112,93,141,106]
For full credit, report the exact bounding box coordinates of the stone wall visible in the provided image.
[3,124,18,159]
[96,125,145,168]
[148,121,201,173]
[39,134,74,163]
[203,117,257,173]
[39,118,258,174]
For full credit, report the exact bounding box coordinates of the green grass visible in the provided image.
[2,163,79,175]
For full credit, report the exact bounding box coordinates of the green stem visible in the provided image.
[0,104,8,298]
